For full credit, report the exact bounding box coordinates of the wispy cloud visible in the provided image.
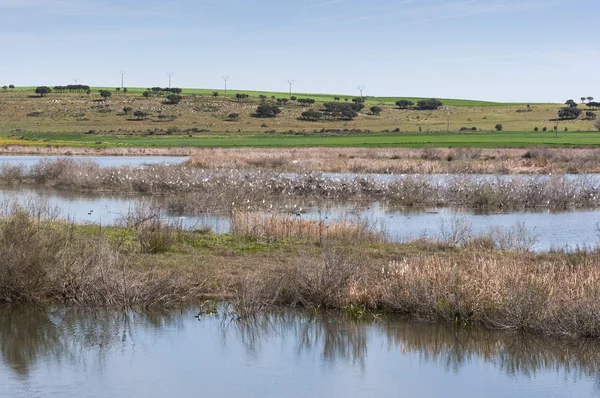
[312,0,345,7]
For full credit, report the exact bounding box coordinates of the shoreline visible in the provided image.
[0,209,599,339]
[2,145,600,174]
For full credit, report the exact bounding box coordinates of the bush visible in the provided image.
[299,109,323,121]
[297,98,316,106]
[495,124,503,131]
[543,127,548,132]
[416,98,443,110]
[27,111,42,117]
[558,107,582,120]
[165,95,182,105]
[35,86,51,97]
[395,100,414,109]
[370,106,383,115]
[133,110,148,120]
[534,127,539,132]
[99,90,112,100]
[123,107,133,114]
[227,113,240,121]
[253,103,281,118]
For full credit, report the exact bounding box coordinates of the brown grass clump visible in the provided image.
[230,211,383,243]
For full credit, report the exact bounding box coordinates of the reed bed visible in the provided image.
[230,211,383,243]
[2,159,600,211]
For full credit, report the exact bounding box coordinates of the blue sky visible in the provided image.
[0,0,597,102]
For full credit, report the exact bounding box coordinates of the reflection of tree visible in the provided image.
[228,313,600,380]
[380,321,600,379]
[3,306,600,385]
[0,306,181,378]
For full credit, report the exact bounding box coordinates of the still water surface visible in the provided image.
[0,155,186,168]
[0,306,599,398]
[1,186,599,251]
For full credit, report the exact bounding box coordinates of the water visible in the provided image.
[1,185,598,251]
[0,306,598,398]
[0,155,187,168]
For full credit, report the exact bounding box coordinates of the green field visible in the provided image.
[9,86,540,107]
[7,130,600,149]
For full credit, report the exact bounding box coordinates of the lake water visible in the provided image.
[0,155,187,168]
[0,155,598,251]
[1,306,598,398]
[1,186,598,251]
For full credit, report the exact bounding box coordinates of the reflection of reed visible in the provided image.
[0,306,181,377]
[227,312,600,379]
[3,306,600,384]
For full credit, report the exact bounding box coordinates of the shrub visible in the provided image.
[123,107,133,114]
[299,109,323,121]
[558,107,582,120]
[416,98,443,110]
[395,100,414,109]
[297,98,316,106]
[35,86,51,97]
[534,127,539,132]
[99,90,112,100]
[165,95,182,105]
[370,106,383,115]
[227,113,240,121]
[133,110,148,120]
[27,111,42,117]
[253,103,281,118]
[543,127,548,132]
[495,124,503,131]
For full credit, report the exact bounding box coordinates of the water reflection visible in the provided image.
[1,307,599,397]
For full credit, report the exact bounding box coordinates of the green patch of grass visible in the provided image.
[5,130,600,149]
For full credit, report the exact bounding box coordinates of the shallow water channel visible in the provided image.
[1,186,599,251]
[1,155,600,251]
[1,306,599,398]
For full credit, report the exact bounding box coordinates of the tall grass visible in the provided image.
[0,205,203,306]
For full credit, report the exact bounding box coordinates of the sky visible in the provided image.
[0,0,597,102]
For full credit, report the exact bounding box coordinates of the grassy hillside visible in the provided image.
[0,88,597,149]
[8,86,541,107]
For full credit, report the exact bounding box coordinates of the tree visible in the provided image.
[133,111,148,120]
[558,107,582,119]
[585,111,597,120]
[495,124,503,131]
[165,95,182,104]
[322,102,362,120]
[290,96,297,102]
[297,98,316,106]
[123,88,128,93]
[8,84,14,89]
[370,106,383,115]
[298,109,323,121]
[236,93,249,101]
[581,97,587,104]
[115,87,121,93]
[565,99,578,108]
[534,127,539,132]
[99,90,112,100]
[588,97,594,103]
[334,97,340,102]
[86,89,91,95]
[253,103,281,118]
[417,98,443,110]
[259,95,267,101]
[35,86,51,97]
[276,98,289,104]
[123,107,133,114]
[2,86,7,91]
[352,97,364,104]
[212,91,219,97]
[396,100,414,109]
[143,91,150,98]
